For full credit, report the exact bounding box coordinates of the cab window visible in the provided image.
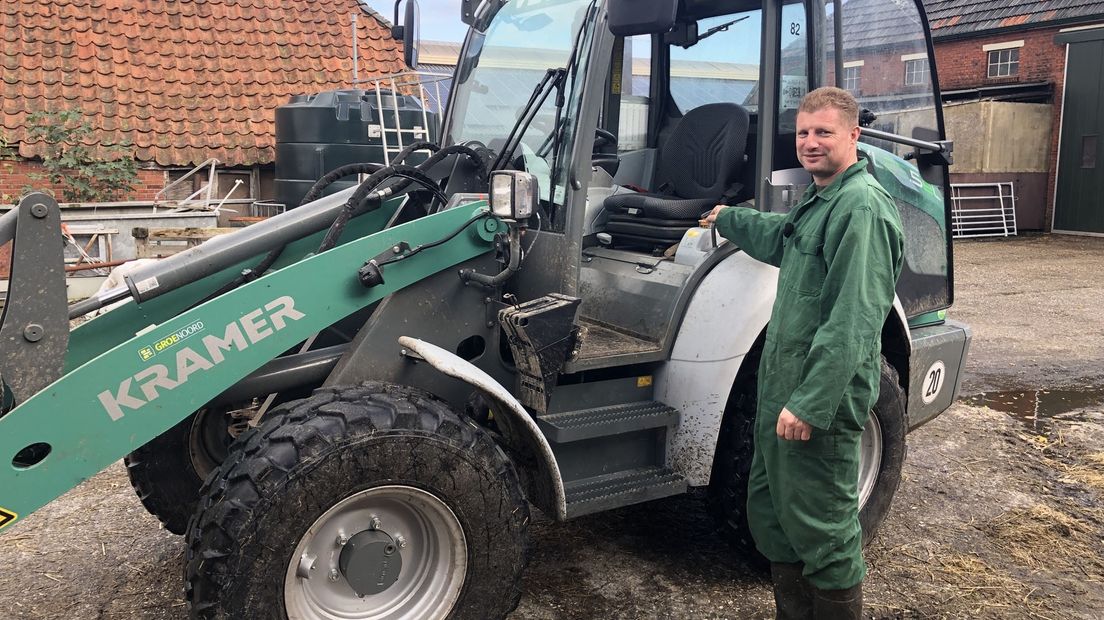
[668,12,762,114]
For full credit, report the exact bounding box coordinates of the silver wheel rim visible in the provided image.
[858,411,883,510]
[284,485,468,620]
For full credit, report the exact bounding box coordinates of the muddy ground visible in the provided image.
[1,234,1103,619]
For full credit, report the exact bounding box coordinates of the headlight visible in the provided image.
[489,170,538,221]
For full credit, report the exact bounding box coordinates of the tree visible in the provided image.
[25,109,139,203]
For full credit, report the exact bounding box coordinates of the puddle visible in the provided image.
[963,388,1104,433]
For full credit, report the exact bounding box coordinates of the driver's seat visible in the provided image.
[604,103,749,247]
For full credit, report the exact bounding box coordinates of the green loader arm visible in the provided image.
[0,203,500,532]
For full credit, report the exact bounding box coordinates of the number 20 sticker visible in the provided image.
[922,361,946,405]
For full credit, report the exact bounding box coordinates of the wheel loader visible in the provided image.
[0,0,970,617]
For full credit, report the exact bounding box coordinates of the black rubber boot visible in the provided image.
[770,562,814,620]
[812,582,863,620]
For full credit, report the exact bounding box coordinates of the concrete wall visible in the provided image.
[942,101,1052,231]
[944,101,1053,173]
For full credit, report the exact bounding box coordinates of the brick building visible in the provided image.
[926,0,1104,233]
[0,0,406,206]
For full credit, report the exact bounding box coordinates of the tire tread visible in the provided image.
[184,382,529,620]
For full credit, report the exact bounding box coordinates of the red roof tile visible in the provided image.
[0,0,407,167]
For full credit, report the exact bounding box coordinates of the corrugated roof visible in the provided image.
[925,0,1104,38]
[0,0,407,167]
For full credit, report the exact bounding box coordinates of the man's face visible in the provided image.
[796,107,860,186]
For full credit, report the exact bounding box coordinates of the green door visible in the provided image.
[1054,30,1104,234]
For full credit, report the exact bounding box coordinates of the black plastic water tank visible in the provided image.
[274,89,437,209]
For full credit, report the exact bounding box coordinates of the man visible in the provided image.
[706,87,904,619]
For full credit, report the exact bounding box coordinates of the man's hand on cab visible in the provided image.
[776,407,812,441]
[704,204,728,226]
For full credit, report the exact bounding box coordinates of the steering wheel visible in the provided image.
[592,128,619,178]
[593,127,617,151]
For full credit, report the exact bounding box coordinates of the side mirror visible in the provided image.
[391,0,420,68]
[607,0,678,36]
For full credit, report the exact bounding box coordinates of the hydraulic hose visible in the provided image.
[67,146,494,317]
[459,227,522,288]
[393,141,441,165]
[319,164,434,253]
[299,162,386,207]
[201,150,464,302]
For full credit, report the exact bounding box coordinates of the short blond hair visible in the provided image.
[798,87,859,127]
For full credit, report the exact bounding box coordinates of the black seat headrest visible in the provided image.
[659,103,750,200]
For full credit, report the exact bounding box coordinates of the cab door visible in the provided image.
[824,0,954,318]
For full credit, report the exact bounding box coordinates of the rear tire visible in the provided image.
[124,407,236,534]
[709,355,907,558]
[184,382,530,620]
[858,361,907,544]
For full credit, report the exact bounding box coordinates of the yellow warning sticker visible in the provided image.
[0,506,16,531]
[637,375,653,388]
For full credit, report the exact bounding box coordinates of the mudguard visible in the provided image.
[396,336,568,520]
[657,250,912,487]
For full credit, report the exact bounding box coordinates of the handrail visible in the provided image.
[860,127,947,153]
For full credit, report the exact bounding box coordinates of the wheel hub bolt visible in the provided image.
[336,533,349,546]
[368,515,381,530]
[329,568,340,582]
[395,534,407,549]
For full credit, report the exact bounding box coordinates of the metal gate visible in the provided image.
[1054,28,1104,235]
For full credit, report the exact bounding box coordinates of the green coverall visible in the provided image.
[715,159,904,590]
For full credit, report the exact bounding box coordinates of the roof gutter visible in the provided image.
[941,80,1053,103]
[931,14,1104,43]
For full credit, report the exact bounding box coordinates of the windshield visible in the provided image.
[445,0,596,227]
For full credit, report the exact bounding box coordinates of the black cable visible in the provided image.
[300,162,386,206]
[321,167,398,253]
[393,141,441,165]
[322,162,447,252]
[198,144,491,307]
[376,211,492,267]
[201,160,391,305]
[418,143,489,184]
[387,172,449,206]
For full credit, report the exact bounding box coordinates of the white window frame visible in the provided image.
[987,47,1020,78]
[902,57,929,86]
[843,64,862,92]
[982,40,1025,52]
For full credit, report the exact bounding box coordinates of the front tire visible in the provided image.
[709,356,907,557]
[184,382,529,620]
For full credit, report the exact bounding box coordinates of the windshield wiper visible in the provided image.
[488,0,595,209]
[538,2,596,205]
[490,67,568,172]
[698,15,749,43]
